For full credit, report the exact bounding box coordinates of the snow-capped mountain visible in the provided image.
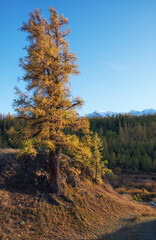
[88,109,156,118]
[87,110,118,118]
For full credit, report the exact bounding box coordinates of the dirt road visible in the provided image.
[97,217,156,240]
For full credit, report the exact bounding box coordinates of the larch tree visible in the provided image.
[13,7,91,195]
[91,132,103,181]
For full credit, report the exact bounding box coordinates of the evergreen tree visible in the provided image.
[109,152,117,169]
[153,159,156,171]
[132,156,139,170]
[91,132,103,181]
[102,136,109,160]
[13,7,90,195]
[141,154,153,172]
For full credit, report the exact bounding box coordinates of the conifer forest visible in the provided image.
[1,113,156,173]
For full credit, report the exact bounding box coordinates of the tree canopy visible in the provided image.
[13,7,90,154]
[13,7,91,194]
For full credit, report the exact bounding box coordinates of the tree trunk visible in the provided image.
[48,150,61,195]
[95,162,98,181]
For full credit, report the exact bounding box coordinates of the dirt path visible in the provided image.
[97,217,156,240]
[132,218,156,240]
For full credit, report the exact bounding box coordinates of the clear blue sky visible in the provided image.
[1,0,156,115]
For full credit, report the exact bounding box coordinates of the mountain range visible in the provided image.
[87,109,156,118]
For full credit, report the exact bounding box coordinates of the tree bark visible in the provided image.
[95,162,98,181]
[48,150,61,195]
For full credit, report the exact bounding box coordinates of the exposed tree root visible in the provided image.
[60,194,84,221]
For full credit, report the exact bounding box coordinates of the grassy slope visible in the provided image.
[0,149,156,240]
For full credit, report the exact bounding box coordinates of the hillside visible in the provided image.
[0,149,156,239]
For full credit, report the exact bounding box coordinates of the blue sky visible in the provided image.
[1,0,156,115]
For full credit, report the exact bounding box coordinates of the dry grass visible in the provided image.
[0,150,156,239]
[114,174,156,202]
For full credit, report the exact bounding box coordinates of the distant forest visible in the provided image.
[1,113,156,172]
[0,113,25,149]
[90,114,156,172]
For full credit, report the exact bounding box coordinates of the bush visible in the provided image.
[133,193,142,202]
[113,167,122,175]
[105,172,117,181]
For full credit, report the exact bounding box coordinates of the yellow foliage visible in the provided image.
[17,139,37,158]
[13,7,91,162]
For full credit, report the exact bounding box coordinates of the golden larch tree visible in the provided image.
[13,7,91,195]
[92,132,103,181]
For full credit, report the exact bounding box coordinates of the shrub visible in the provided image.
[113,167,122,175]
[105,172,117,181]
[133,193,142,202]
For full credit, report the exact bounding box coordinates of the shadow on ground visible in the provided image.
[0,151,61,204]
[93,219,156,240]
[0,151,50,191]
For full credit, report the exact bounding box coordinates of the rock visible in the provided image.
[150,201,156,207]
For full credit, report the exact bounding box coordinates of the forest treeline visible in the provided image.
[1,113,156,172]
[0,113,25,149]
[90,114,156,172]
